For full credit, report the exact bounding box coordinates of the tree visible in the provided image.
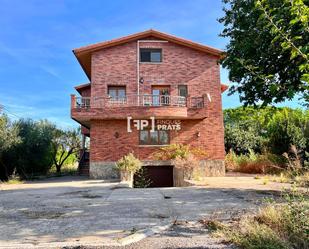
[0,115,20,153]
[220,0,309,106]
[267,108,308,154]
[223,107,309,159]
[4,119,56,179]
[0,115,20,181]
[224,124,265,154]
[256,0,309,83]
[51,129,81,173]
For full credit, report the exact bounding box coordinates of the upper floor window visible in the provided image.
[178,85,188,97]
[108,86,126,103]
[140,48,162,63]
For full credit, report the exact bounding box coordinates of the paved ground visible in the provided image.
[65,221,236,249]
[0,175,290,248]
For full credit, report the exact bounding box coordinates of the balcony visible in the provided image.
[71,94,208,125]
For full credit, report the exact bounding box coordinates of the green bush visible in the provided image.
[225,125,265,154]
[115,153,142,173]
[133,167,152,188]
[267,109,308,155]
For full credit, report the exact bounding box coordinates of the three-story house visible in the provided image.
[71,29,227,187]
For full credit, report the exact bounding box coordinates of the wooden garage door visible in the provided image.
[135,166,174,188]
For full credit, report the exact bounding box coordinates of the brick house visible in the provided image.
[71,29,227,186]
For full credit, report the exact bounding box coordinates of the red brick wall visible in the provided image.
[90,37,225,161]
[90,119,225,161]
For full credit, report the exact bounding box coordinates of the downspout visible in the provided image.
[137,40,140,106]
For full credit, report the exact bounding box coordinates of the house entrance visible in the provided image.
[134,166,174,187]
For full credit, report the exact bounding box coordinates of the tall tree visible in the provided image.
[220,0,309,106]
[0,115,20,181]
[12,119,55,178]
[51,129,80,173]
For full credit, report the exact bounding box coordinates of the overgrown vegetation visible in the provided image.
[204,191,309,249]
[0,115,80,181]
[224,107,309,176]
[115,152,142,174]
[153,143,207,160]
[225,149,286,174]
[49,160,78,176]
[153,144,207,179]
[269,171,309,188]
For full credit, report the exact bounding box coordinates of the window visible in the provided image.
[108,86,126,103]
[178,85,188,97]
[140,48,162,63]
[139,130,170,145]
[152,86,170,106]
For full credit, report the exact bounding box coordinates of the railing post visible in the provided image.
[186,95,190,108]
[202,94,207,108]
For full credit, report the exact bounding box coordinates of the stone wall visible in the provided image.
[89,159,225,180]
[89,161,119,179]
[199,160,225,177]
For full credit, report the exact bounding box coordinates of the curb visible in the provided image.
[118,221,174,246]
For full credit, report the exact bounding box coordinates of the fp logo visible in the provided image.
[127,116,155,132]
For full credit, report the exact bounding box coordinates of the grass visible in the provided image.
[47,152,79,176]
[5,178,24,184]
[0,176,24,184]
[269,171,309,188]
[204,190,309,249]
[262,177,269,185]
[225,150,286,174]
[48,163,78,176]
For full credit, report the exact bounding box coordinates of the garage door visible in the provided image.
[134,166,174,188]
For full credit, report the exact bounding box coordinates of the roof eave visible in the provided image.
[72,29,224,80]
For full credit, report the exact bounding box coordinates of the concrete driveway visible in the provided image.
[0,176,286,248]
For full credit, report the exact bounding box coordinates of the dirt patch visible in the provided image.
[58,190,102,199]
[21,210,65,219]
[110,185,130,190]
[59,190,90,196]
[81,194,102,199]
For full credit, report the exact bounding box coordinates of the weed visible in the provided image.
[262,177,269,185]
[225,150,286,174]
[210,191,309,249]
[6,178,24,184]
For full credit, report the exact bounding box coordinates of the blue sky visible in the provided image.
[0,0,302,128]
